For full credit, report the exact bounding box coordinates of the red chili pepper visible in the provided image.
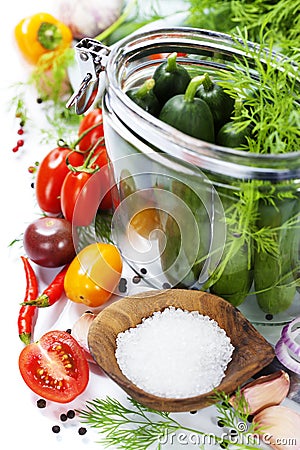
[22,264,69,307]
[18,256,39,345]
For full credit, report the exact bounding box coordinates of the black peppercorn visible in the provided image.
[52,425,61,434]
[67,409,75,419]
[36,398,46,408]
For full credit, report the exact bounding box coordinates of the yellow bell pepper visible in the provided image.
[14,12,73,65]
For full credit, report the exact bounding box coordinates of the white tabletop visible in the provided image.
[1,2,299,449]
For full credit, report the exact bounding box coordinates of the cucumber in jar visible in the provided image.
[153,52,191,104]
[159,76,215,142]
[205,187,254,307]
[254,193,300,314]
[196,72,235,131]
[126,79,161,117]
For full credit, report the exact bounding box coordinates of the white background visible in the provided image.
[1,2,299,449]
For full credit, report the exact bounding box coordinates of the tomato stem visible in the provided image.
[66,137,104,174]
[72,122,104,149]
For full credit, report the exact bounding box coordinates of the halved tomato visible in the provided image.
[18,330,89,403]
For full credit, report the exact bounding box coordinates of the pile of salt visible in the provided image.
[115,307,234,398]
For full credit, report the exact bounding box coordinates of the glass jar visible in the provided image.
[96,28,300,325]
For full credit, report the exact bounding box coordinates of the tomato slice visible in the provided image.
[18,330,89,403]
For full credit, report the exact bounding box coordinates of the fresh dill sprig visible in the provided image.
[78,394,262,449]
[9,82,29,126]
[216,31,300,155]
[185,0,300,55]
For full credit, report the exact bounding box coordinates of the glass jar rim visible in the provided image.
[105,27,300,181]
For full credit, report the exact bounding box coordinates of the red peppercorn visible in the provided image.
[17,128,24,135]
[17,139,24,147]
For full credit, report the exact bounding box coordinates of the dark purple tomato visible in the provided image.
[23,217,77,268]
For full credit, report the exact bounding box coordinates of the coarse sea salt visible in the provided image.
[115,306,234,398]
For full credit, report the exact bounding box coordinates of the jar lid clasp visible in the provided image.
[66,38,111,115]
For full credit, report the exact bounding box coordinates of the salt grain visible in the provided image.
[115,307,234,398]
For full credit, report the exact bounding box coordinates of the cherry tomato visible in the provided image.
[78,108,104,151]
[78,108,114,210]
[60,170,104,226]
[149,52,187,60]
[35,146,84,215]
[129,208,162,239]
[23,217,77,268]
[92,148,114,211]
[18,330,89,403]
[64,242,123,307]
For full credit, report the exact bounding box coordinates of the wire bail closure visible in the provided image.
[66,38,111,115]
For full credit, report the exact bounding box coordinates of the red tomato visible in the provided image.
[61,170,104,226]
[78,108,113,210]
[35,147,84,215]
[18,330,89,403]
[91,148,114,211]
[78,108,104,151]
[149,52,187,60]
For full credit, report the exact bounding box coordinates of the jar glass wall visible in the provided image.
[101,28,300,325]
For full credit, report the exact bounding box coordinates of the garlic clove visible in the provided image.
[71,311,96,354]
[253,405,300,450]
[230,370,290,415]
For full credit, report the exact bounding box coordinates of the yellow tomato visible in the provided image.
[64,243,123,307]
[129,208,162,239]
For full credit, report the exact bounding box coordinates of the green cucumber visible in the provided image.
[216,121,250,148]
[210,241,253,306]
[196,73,234,131]
[216,98,250,149]
[207,191,254,307]
[254,196,299,314]
[153,52,191,104]
[159,76,215,142]
[126,79,161,117]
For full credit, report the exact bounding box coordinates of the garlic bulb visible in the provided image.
[57,0,123,39]
[254,405,300,450]
[71,311,96,353]
[230,370,290,415]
